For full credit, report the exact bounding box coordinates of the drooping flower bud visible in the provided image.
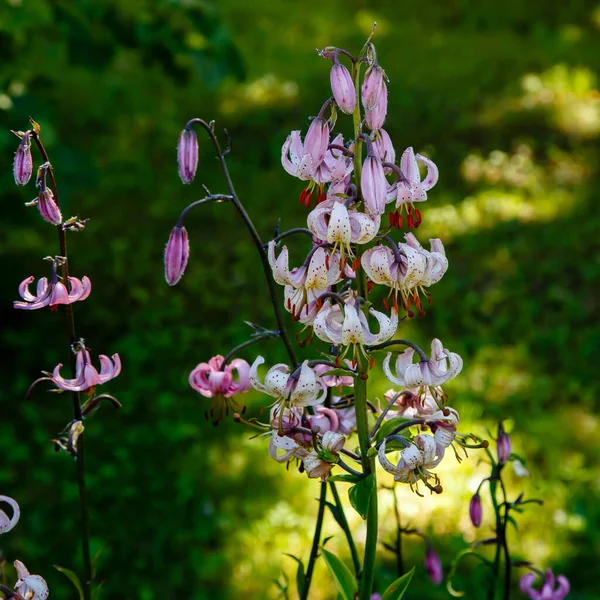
[424,546,443,585]
[469,493,482,527]
[14,133,33,186]
[164,225,189,286]
[303,117,330,166]
[361,65,385,110]
[361,155,387,215]
[365,80,388,130]
[178,127,198,184]
[330,63,356,115]
[36,189,62,225]
[497,423,511,465]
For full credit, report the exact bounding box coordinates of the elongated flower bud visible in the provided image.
[365,80,388,130]
[14,134,33,186]
[330,63,356,114]
[304,117,330,165]
[424,546,443,585]
[469,493,482,527]
[361,155,387,215]
[164,225,189,285]
[37,189,62,225]
[497,424,511,465]
[361,65,384,110]
[178,128,198,184]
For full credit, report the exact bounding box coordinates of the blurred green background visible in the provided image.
[1,0,599,598]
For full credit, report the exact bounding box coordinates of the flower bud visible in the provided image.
[304,117,330,166]
[37,189,62,225]
[164,225,189,286]
[14,134,33,186]
[372,128,395,167]
[497,424,511,465]
[178,128,198,184]
[424,546,443,585]
[469,493,482,527]
[361,65,385,110]
[330,63,356,114]
[361,155,387,215]
[365,80,388,130]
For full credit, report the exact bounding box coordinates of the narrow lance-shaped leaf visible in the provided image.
[321,548,357,600]
[381,566,415,600]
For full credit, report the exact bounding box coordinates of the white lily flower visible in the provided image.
[14,560,49,600]
[0,495,20,534]
[383,338,462,402]
[250,357,327,407]
[313,296,398,350]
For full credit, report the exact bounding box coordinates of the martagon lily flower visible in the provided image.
[383,338,462,402]
[14,560,49,600]
[189,355,251,423]
[51,342,121,393]
[313,294,398,361]
[520,570,570,600]
[0,495,20,534]
[14,273,91,310]
[250,357,327,407]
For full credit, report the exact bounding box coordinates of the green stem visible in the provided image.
[329,481,361,577]
[301,482,327,600]
[31,133,92,600]
[499,478,511,600]
[488,472,502,600]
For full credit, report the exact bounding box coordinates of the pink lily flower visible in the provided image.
[14,273,91,311]
[281,117,330,181]
[189,355,251,422]
[14,560,49,600]
[0,495,20,534]
[388,147,438,208]
[520,570,570,600]
[52,344,121,393]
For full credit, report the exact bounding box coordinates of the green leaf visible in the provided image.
[321,549,357,600]
[325,500,345,530]
[381,566,415,600]
[328,474,363,484]
[374,417,412,442]
[284,554,305,597]
[348,473,375,519]
[54,565,84,600]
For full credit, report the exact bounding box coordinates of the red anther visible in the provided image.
[369,357,375,370]
[426,292,432,306]
[360,372,369,380]
[353,256,361,270]
[367,279,375,293]
[414,295,422,308]
[299,187,312,207]
[397,214,403,228]
[339,256,347,271]
[407,207,415,229]
[389,211,397,227]
[286,298,292,310]
[418,309,426,318]
[335,355,341,367]
[407,309,415,318]
[350,360,357,369]
[383,297,389,310]
[415,207,422,227]
[316,189,327,204]
[325,254,330,269]
[393,296,399,311]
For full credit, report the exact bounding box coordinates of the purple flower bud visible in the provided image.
[424,546,443,585]
[304,117,330,166]
[362,65,385,110]
[37,190,62,225]
[178,128,198,184]
[361,155,387,215]
[497,424,511,465]
[330,63,356,115]
[14,134,33,186]
[365,80,388,130]
[164,225,189,286]
[469,493,482,527]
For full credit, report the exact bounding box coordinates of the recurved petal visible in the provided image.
[268,241,292,286]
[78,276,92,301]
[322,431,345,453]
[383,351,407,387]
[400,444,422,470]
[0,496,20,534]
[555,576,570,600]
[350,211,379,244]
[98,353,121,383]
[363,306,398,344]
[291,360,324,407]
[18,276,38,302]
[378,439,400,475]
[313,302,337,344]
[249,356,267,393]
[281,135,298,176]
[416,153,439,191]
[305,247,331,290]
[400,147,420,183]
[227,358,252,394]
[326,201,352,245]
[264,364,292,399]
[362,246,394,285]
[341,304,365,346]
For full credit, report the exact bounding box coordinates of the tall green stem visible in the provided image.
[350,56,379,600]
[329,482,361,577]
[32,133,92,600]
